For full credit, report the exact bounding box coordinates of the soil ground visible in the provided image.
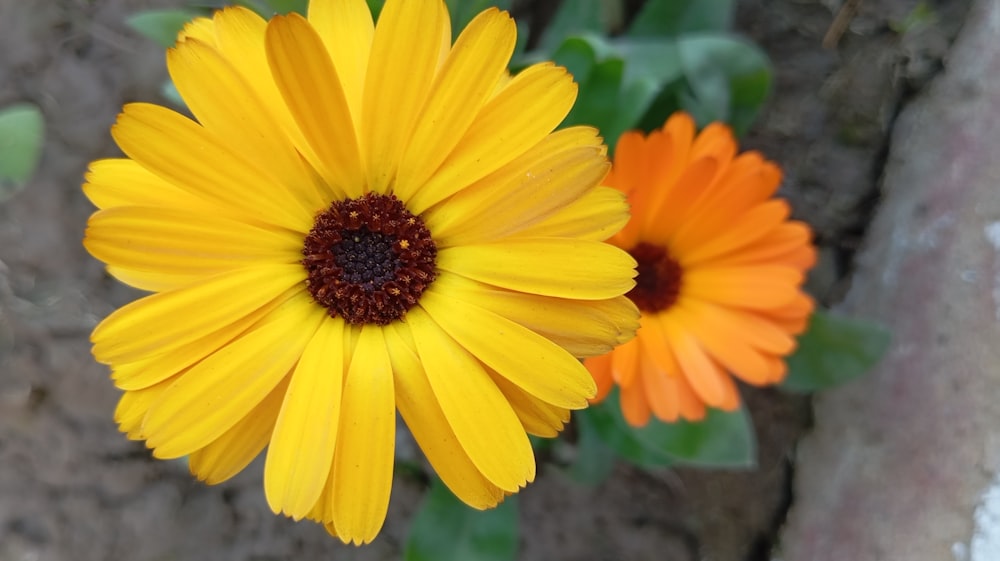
[0,0,971,560]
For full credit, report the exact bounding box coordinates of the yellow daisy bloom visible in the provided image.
[585,113,816,427]
[83,0,639,544]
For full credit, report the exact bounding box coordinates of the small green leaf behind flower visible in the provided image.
[627,0,736,36]
[263,0,310,15]
[781,310,892,393]
[125,9,204,48]
[0,103,44,202]
[580,388,757,470]
[446,0,511,40]
[521,0,771,149]
[405,478,519,561]
[564,411,618,485]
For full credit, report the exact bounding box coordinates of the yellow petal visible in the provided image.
[266,13,364,199]
[512,187,629,242]
[82,158,206,211]
[307,0,373,130]
[384,322,504,509]
[437,238,636,300]
[111,103,313,232]
[111,287,298,390]
[361,0,449,192]
[91,264,305,364]
[143,292,323,458]
[331,324,395,545]
[178,16,216,44]
[431,272,637,358]
[406,62,577,215]
[114,378,175,440]
[265,316,346,520]
[394,8,516,202]
[426,128,606,246]
[188,376,288,485]
[208,6,322,177]
[167,38,323,210]
[305,454,338,525]
[101,266,179,293]
[489,372,570,437]
[85,206,302,281]
[420,281,596,408]
[407,307,535,491]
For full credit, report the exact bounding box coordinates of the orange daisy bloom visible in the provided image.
[585,112,816,427]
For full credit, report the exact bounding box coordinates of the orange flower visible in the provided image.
[584,112,816,426]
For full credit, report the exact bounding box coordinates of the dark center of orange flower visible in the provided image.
[627,242,682,312]
[302,193,436,325]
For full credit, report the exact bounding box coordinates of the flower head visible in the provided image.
[83,0,638,544]
[585,113,816,427]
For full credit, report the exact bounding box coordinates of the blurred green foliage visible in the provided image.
[126,9,203,48]
[405,478,519,561]
[0,103,44,202]
[523,0,771,147]
[782,310,891,393]
[579,389,757,469]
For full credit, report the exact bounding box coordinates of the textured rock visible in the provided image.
[780,2,1000,559]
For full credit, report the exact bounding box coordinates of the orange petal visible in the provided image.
[611,335,640,388]
[659,314,740,410]
[619,379,652,427]
[584,352,615,403]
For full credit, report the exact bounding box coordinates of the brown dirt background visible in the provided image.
[0,0,970,560]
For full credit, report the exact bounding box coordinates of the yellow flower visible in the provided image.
[83,0,639,544]
[585,113,816,427]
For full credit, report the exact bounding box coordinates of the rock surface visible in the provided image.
[779,1,1000,559]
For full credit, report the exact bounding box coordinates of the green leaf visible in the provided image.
[628,0,736,36]
[635,405,756,468]
[445,0,511,40]
[583,388,757,469]
[225,0,273,16]
[636,33,771,135]
[160,80,185,108]
[550,35,682,150]
[566,411,618,485]
[890,2,939,34]
[126,9,201,48]
[405,478,519,561]
[366,0,386,20]
[579,398,673,467]
[0,103,44,201]
[264,0,309,15]
[675,34,772,135]
[562,52,625,131]
[782,310,891,393]
[537,0,620,53]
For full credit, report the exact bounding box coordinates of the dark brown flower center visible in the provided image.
[627,242,682,312]
[302,193,436,325]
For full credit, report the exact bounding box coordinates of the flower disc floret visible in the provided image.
[627,242,682,312]
[303,193,436,325]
